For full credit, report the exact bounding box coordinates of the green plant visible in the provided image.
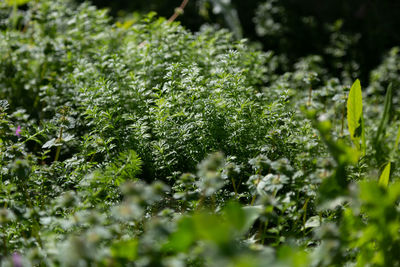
[2,0,400,266]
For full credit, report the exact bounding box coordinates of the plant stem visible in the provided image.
[302,197,310,233]
[231,177,238,198]
[261,221,268,245]
[250,194,257,206]
[251,173,262,205]
[54,126,63,162]
[12,1,18,29]
[168,0,189,23]
[2,233,7,256]
[196,194,205,210]
[340,100,345,137]
[21,183,43,248]
[20,129,45,145]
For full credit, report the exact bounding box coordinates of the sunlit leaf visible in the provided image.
[5,0,31,6]
[378,162,391,187]
[225,203,262,234]
[304,215,320,229]
[110,239,138,261]
[164,217,196,252]
[347,79,364,153]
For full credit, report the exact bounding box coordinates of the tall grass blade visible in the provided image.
[375,83,393,144]
[395,125,400,150]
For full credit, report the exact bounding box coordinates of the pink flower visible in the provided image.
[12,252,23,267]
[15,125,21,137]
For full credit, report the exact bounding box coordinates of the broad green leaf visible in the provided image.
[5,0,32,6]
[164,217,196,252]
[347,79,364,152]
[242,205,263,233]
[110,239,138,261]
[223,202,262,235]
[379,162,391,187]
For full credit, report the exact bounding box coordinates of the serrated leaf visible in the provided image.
[42,138,61,148]
[379,162,391,188]
[0,100,9,110]
[347,79,364,152]
[304,215,320,229]
[62,133,74,142]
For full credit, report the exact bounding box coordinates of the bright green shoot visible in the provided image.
[347,79,366,156]
[5,0,32,6]
[379,162,391,187]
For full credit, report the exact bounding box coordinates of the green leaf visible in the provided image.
[375,83,392,144]
[110,239,138,261]
[395,125,400,150]
[42,138,61,148]
[347,79,364,153]
[164,217,196,252]
[379,162,391,188]
[223,202,262,234]
[304,215,320,229]
[241,205,263,233]
[5,0,31,6]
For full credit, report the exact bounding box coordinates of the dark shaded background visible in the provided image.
[79,0,400,81]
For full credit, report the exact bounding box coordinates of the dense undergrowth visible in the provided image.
[1,0,400,266]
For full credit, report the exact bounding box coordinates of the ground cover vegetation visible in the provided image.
[1,0,400,266]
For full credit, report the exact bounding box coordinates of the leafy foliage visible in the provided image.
[1,0,400,266]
